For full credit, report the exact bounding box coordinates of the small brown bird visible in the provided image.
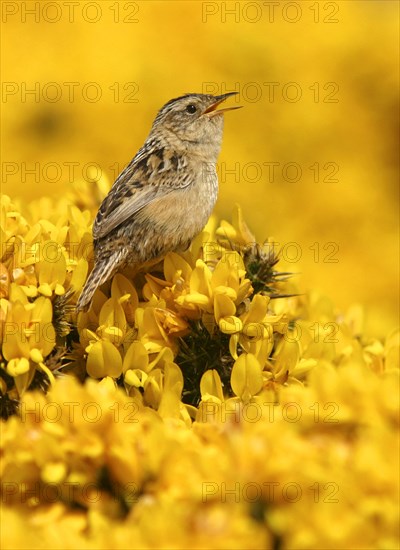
[76,92,241,311]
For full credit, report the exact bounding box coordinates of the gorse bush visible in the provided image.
[0,177,398,549]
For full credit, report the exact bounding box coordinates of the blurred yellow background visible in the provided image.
[1,0,398,337]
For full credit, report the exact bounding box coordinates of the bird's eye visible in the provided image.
[186,104,197,114]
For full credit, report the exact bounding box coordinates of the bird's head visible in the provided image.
[150,92,241,156]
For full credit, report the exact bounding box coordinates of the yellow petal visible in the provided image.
[153,308,189,336]
[37,362,55,386]
[246,294,270,323]
[200,237,223,264]
[229,333,240,360]
[37,283,53,296]
[214,293,236,322]
[164,252,192,282]
[236,280,253,304]
[111,274,138,309]
[142,282,155,301]
[22,285,39,298]
[231,353,263,400]
[100,326,124,346]
[54,283,65,295]
[224,250,246,275]
[163,361,183,395]
[124,368,148,388]
[142,341,164,354]
[212,285,237,300]
[215,220,237,241]
[218,316,242,335]
[86,340,123,379]
[2,307,30,360]
[143,369,163,408]
[190,260,212,297]
[37,246,66,286]
[30,348,44,363]
[6,357,30,377]
[141,307,169,344]
[212,252,244,290]
[30,296,53,325]
[274,339,300,376]
[9,283,28,304]
[231,203,256,244]
[79,328,99,348]
[99,298,126,336]
[30,297,55,356]
[0,263,10,299]
[69,257,88,295]
[177,293,210,307]
[241,322,265,341]
[200,369,224,402]
[157,363,184,418]
[123,341,149,373]
[148,347,175,371]
[14,365,36,397]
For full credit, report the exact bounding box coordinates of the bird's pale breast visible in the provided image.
[141,162,218,247]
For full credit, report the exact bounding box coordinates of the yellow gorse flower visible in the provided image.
[216,203,256,247]
[2,284,56,394]
[0,189,398,550]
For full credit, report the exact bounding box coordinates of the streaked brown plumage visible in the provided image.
[76,92,240,311]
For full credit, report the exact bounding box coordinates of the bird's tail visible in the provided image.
[76,255,122,312]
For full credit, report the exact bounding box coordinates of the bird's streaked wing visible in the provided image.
[93,146,191,240]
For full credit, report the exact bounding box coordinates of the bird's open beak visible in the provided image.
[203,92,242,117]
